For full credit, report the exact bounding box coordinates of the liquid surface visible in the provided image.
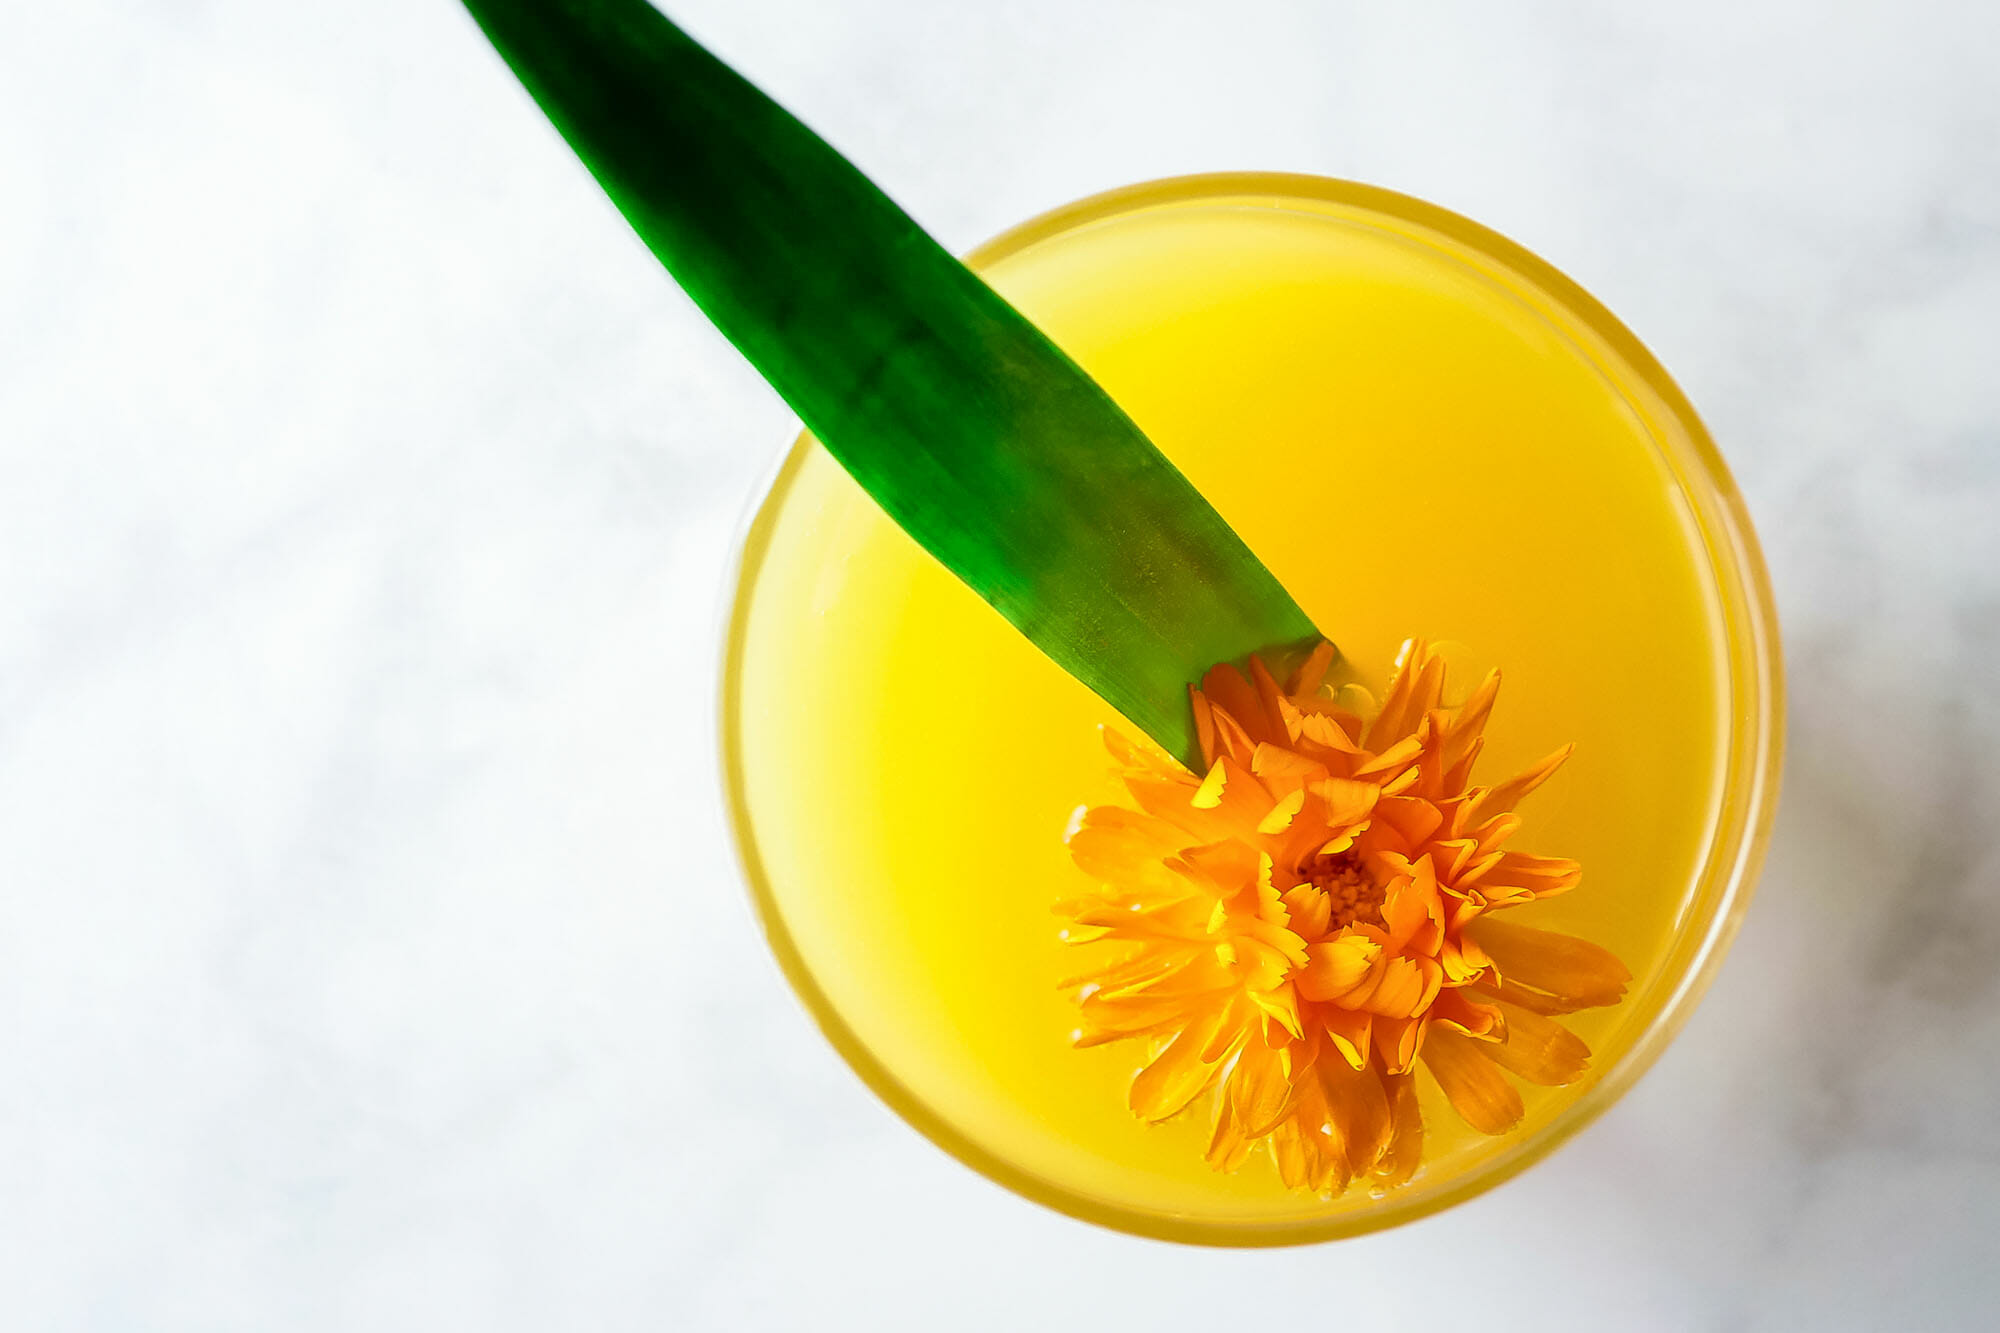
[729,188,1728,1233]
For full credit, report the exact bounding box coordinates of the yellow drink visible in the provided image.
[724,176,1780,1242]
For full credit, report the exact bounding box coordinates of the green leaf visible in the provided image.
[461,0,1321,767]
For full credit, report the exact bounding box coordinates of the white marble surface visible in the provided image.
[4,0,1998,1327]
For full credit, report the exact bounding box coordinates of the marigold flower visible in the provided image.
[1059,639,1630,1195]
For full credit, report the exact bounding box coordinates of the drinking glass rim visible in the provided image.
[716,171,1785,1245]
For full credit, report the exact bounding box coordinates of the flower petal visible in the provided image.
[1311,776,1380,829]
[1372,1014,1424,1074]
[1250,742,1325,790]
[1469,812,1523,856]
[1296,708,1361,756]
[1319,1004,1374,1070]
[1440,926,1494,983]
[1075,990,1196,1047]
[1318,1055,1393,1177]
[1366,640,1444,748]
[1206,1093,1252,1172]
[1371,796,1445,852]
[1422,1028,1524,1135]
[1482,852,1583,899]
[1432,835,1483,882]
[1481,1000,1591,1085]
[1378,854,1445,953]
[1129,1011,1227,1121]
[1176,838,1261,895]
[1258,788,1307,834]
[1470,917,1630,1009]
[1469,743,1575,820]
[1429,987,1503,1040]
[1271,1071,1343,1194]
[1372,1070,1424,1187]
[1191,759,1229,809]
[1280,884,1333,940]
[1207,703,1260,765]
[1354,734,1423,782]
[1297,934,1382,1001]
[1198,664,1269,746]
[1199,993,1253,1062]
[1189,685,1217,770]
[1441,735,1485,800]
[1249,982,1306,1042]
[1475,979,1578,1016]
[1128,758,1271,844]
[1248,653,1295,740]
[1352,955,1441,1019]
[1441,669,1500,775]
[1230,1038,1298,1137]
[1067,806,1186,889]
[1287,640,1339,697]
[1102,726,1184,779]
[1058,947,1180,996]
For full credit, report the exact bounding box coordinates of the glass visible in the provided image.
[721,174,1782,1244]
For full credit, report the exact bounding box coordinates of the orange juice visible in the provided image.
[724,176,1780,1242]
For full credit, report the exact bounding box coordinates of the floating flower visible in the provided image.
[1058,639,1630,1195]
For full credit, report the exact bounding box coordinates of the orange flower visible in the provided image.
[1059,639,1630,1195]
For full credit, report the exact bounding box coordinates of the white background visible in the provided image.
[5,1,1998,1328]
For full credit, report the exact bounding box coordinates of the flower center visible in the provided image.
[1311,852,1387,931]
